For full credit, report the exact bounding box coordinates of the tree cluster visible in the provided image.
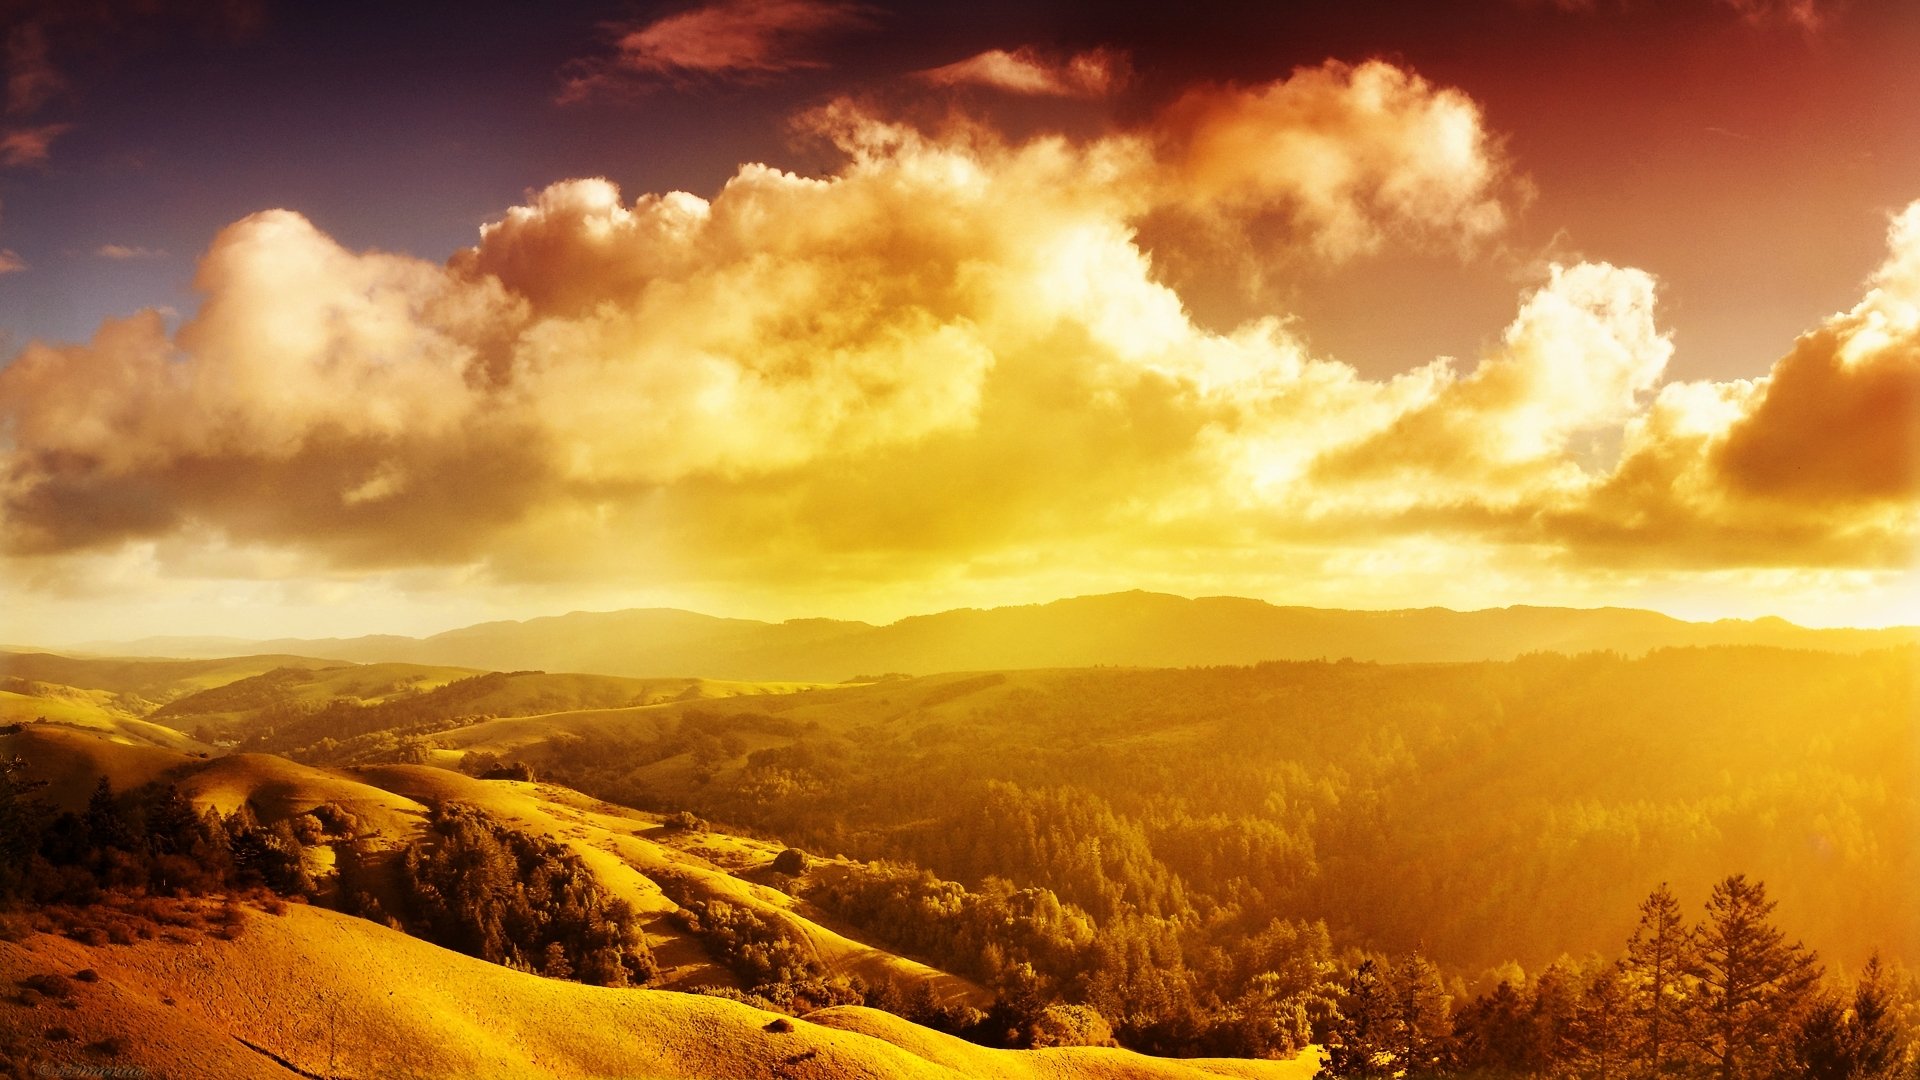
[1325,877,1914,1080]
[0,766,315,907]
[652,871,862,1012]
[392,801,654,987]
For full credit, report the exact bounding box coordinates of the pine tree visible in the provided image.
[1451,978,1538,1075]
[1564,962,1634,1080]
[1793,955,1902,1080]
[0,755,49,903]
[1623,882,1697,1078]
[1845,956,1901,1080]
[1690,874,1822,1080]
[1325,958,1391,1078]
[1386,951,1451,1077]
[83,777,133,854]
[540,940,574,980]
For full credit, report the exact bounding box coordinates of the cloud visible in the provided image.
[1311,262,1672,502]
[6,20,63,115]
[95,243,164,260]
[917,47,1126,99]
[559,0,871,100]
[1,2,262,164]
[0,61,1911,614]
[1541,201,1920,567]
[1145,60,1519,269]
[0,249,23,274]
[0,123,70,167]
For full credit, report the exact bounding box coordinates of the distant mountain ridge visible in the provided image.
[73,591,1917,682]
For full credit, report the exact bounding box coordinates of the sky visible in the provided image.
[0,0,1916,642]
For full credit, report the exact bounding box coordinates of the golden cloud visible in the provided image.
[1,61,1913,605]
[917,47,1127,99]
[1152,60,1515,261]
[1543,203,1920,567]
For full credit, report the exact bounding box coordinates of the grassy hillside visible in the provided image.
[70,592,1920,680]
[0,725,196,808]
[0,901,1318,1080]
[0,651,341,709]
[0,651,361,751]
[152,665,822,751]
[1,727,989,1019]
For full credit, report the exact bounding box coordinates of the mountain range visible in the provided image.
[69,591,1918,682]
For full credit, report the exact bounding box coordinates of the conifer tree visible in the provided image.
[1387,950,1451,1077]
[1325,958,1391,1078]
[1451,978,1538,1075]
[1690,874,1821,1080]
[1564,962,1634,1080]
[1793,955,1902,1080]
[1623,882,1697,1078]
[83,777,133,854]
[0,755,48,903]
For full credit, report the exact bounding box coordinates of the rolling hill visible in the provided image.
[0,900,1318,1080]
[72,591,1919,681]
[0,724,988,1016]
[0,651,353,751]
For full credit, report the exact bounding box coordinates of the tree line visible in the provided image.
[0,760,316,906]
[1324,876,1910,1080]
[800,849,1917,1074]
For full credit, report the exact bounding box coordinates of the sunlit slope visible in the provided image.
[74,592,1919,679]
[0,725,195,808]
[178,753,429,842]
[351,764,988,1005]
[149,661,482,725]
[0,685,208,753]
[5,728,985,1007]
[0,650,353,751]
[153,664,822,750]
[0,651,340,708]
[426,703,679,760]
[0,903,1318,1080]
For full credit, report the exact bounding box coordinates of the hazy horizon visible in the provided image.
[22,588,1920,654]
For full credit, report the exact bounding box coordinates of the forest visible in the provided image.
[524,649,1913,963]
[505,647,1917,1061]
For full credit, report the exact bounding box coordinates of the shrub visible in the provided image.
[771,848,808,876]
[19,974,73,1000]
[1029,1004,1116,1048]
